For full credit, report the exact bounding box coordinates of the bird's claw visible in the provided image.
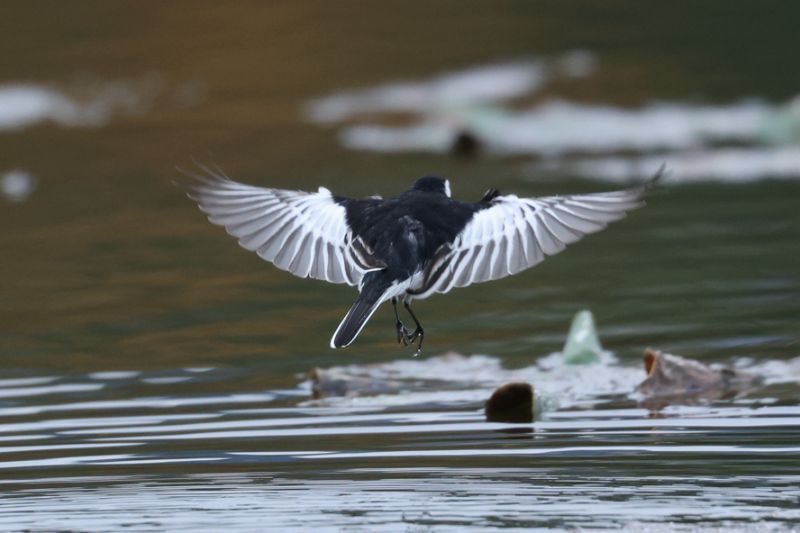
[396,321,412,345]
[396,322,423,355]
[409,327,424,357]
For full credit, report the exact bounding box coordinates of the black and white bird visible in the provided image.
[183,164,662,354]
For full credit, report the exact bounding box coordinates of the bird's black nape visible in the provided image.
[412,176,451,197]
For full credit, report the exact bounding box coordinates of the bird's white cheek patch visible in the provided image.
[444,179,452,198]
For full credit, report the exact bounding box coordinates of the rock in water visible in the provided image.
[637,348,761,402]
[562,310,604,364]
[484,382,557,423]
[485,382,535,423]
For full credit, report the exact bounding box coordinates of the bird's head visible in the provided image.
[412,176,451,198]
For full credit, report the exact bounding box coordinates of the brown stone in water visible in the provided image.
[484,382,534,423]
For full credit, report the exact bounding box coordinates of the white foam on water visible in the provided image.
[140,376,194,385]
[306,351,643,409]
[87,371,140,380]
[0,169,37,202]
[304,349,800,411]
[0,383,104,399]
[533,146,800,183]
[0,82,148,131]
[0,84,85,130]
[305,56,800,187]
[0,75,206,132]
[305,60,547,123]
[0,392,278,417]
[746,356,800,385]
[305,51,598,124]
[0,376,57,387]
[337,98,798,157]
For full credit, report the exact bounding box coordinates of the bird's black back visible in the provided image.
[335,185,490,280]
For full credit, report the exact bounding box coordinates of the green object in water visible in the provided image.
[562,310,604,364]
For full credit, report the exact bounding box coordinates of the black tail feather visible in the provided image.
[330,274,394,348]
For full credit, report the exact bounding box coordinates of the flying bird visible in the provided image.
[182,164,663,354]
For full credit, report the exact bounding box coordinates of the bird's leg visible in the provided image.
[403,300,424,356]
[392,297,411,345]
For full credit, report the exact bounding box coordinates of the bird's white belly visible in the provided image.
[404,270,429,301]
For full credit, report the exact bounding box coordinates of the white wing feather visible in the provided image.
[411,185,651,298]
[182,167,363,286]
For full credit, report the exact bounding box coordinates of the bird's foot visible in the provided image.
[396,321,412,345]
[409,327,424,357]
[395,319,424,355]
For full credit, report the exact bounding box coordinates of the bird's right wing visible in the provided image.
[410,168,663,298]
[181,165,382,286]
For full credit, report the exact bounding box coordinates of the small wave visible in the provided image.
[0,470,796,530]
[0,383,104,400]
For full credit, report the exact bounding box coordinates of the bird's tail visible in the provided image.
[331,273,395,349]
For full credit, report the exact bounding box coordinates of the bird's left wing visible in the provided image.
[410,170,663,298]
[181,166,379,286]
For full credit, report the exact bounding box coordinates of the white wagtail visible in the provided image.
[183,164,663,354]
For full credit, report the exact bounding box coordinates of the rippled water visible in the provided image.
[2,2,800,530]
[0,359,799,530]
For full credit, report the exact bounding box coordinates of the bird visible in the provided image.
[181,163,663,355]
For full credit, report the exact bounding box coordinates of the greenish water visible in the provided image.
[1,2,799,530]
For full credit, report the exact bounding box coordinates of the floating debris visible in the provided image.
[305,314,793,418]
[637,348,762,404]
[561,310,606,365]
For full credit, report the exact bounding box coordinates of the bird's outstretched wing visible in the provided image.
[180,164,380,286]
[409,168,664,298]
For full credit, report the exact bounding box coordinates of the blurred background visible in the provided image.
[3,1,798,373]
[1,2,799,528]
